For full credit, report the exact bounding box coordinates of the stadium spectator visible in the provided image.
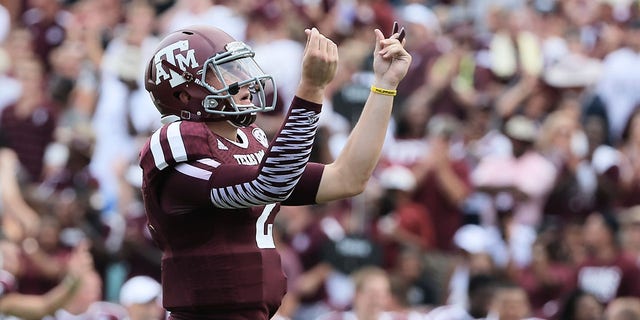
[619,205,640,264]
[0,239,93,320]
[471,115,557,228]
[16,214,75,295]
[485,281,542,320]
[0,57,56,183]
[425,273,499,320]
[374,164,435,269]
[582,108,622,214]
[317,266,405,320]
[594,19,640,145]
[90,0,160,211]
[445,224,497,309]
[514,223,576,319]
[118,275,165,320]
[576,210,640,304]
[0,130,41,239]
[0,27,33,110]
[319,202,384,310]
[539,109,597,225]
[617,107,640,207]
[604,297,640,320]
[557,289,603,320]
[45,269,128,320]
[20,0,68,72]
[388,246,438,312]
[381,89,430,169]
[412,114,471,252]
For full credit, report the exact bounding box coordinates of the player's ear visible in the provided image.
[178,91,191,104]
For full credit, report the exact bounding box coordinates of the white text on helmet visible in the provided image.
[153,40,199,88]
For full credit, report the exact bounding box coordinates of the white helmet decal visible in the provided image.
[153,40,199,88]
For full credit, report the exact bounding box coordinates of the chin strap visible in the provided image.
[227,113,257,127]
[161,113,254,127]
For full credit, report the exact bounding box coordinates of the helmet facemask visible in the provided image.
[199,41,277,126]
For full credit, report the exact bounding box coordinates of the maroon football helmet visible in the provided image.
[144,25,277,126]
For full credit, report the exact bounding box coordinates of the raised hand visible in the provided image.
[297,28,338,103]
[372,21,412,89]
[66,240,94,279]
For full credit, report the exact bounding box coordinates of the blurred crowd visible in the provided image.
[0,0,640,319]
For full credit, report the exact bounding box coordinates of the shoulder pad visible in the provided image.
[139,121,216,182]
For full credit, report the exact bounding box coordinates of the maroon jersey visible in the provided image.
[139,97,325,319]
[0,103,56,182]
[577,252,640,304]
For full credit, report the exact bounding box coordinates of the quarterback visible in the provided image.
[139,23,410,319]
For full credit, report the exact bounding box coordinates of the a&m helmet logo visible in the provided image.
[153,40,199,88]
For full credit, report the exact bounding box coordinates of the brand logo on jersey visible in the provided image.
[252,128,269,148]
[234,150,265,165]
[153,40,199,88]
[217,139,228,150]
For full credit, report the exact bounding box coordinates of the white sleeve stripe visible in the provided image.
[167,122,187,162]
[150,128,168,170]
[175,163,212,181]
[196,158,220,168]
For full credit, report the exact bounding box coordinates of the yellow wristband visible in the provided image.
[370,86,397,96]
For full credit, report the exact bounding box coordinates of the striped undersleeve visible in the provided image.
[210,106,320,209]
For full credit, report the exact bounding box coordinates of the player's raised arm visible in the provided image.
[207,27,338,208]
[141,26,339,209]
[316,22,412,203]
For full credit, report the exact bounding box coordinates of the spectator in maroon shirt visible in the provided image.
[373,165,435,269]
[40,124,98,198]
[21,0,68,72]
[411,115,472,252]
[0,239,94,320]
[576,210,640,304]
[515,223,577,319]
[0,57,56,183]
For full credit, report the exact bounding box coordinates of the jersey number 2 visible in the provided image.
[256,203,276,249]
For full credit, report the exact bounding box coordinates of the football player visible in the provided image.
[139,23,410,319]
